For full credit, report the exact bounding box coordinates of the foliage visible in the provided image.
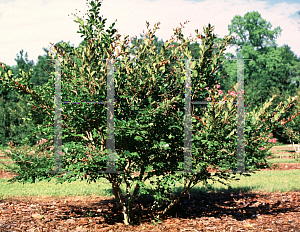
[0,92,34,146]
[0,44,73,147]
[217,11,300,144]
[28,48,55,87]
[1,0,300,225]
[221,11,300,112]
[0,55,39,147]
[228,11,282,49]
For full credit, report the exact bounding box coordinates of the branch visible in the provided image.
[156,174,196,220]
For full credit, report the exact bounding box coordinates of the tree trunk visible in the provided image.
[110,177,135,225]
[122,203,133,225]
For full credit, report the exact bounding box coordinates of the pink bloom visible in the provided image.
[5,150,11,154]
[38,138,48,146]
[229,91,236,96]
[50,147,54,151]
[206,97,211,101]
[216,84,220,88]
[260,147,265,150]
[269,133,273,137]
[205,87,209,90]
[217,90,223,95]
[268,138,277,143]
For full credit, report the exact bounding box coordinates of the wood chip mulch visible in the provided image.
[0,163,300,231]
[0,190,299,231]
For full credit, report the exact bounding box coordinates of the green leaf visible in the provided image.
[90,71,96,77]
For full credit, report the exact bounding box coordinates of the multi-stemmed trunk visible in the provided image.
[108,172,142,225]
[109,172,196,225]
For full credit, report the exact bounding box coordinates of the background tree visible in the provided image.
[218,11,300,143]
[29,48,55,86]
[0,51,38,147]
[0,42,76,148]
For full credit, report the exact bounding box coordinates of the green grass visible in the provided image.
[267,158,300,164]
[0,169,299,200]
[0,177,114,199]
[0,143,299,200]
[181,169,300,194]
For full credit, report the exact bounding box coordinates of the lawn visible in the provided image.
[1,168,300,200]
[1,143,300,199]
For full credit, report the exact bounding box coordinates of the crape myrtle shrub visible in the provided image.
[1,0,300,225]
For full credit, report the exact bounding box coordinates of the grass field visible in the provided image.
[1,169,300,200]
[0,143,300,200]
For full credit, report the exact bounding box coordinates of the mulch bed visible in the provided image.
[0,163,300,231]
[0,190,300,231]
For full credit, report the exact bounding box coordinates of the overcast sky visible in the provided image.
[0,0,300,68]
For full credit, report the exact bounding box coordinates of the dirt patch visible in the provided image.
[270,146,294,150]
[270,146,299,153]
[251,163,300,171]
[0,169,17,179]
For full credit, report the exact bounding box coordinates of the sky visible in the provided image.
[0,0,300,71]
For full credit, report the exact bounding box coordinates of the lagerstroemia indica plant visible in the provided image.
[1,0,300,225]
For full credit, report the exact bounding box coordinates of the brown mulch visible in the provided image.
[0,190,299,232]
[0,163,300,231]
